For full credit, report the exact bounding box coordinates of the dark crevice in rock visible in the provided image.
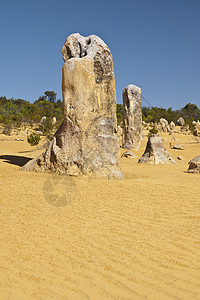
[66,46,73,59]
[86,38,91,45]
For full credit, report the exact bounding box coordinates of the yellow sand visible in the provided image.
[0,131,200,300]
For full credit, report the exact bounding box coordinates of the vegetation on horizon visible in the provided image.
[0,91,63,131]
[0,92,199,130]
[116,103,200,125]
[27,132,40,148]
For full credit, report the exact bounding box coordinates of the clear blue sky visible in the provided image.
[0,0,200,109]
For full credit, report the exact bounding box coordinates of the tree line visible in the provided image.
[0,91,62,128]
[117,103,200,125]
[0,92,199,129]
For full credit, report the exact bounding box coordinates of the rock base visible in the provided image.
[22,118,123,179]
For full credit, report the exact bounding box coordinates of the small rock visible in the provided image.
[173,144,184,150]
[188,155,200,173]
[177,156,184,160]
[35,131,44,135]
[174,130,181,134]
[52,117,57,125]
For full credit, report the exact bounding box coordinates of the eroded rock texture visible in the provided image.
[22,33,122,178]
[123,84,142,149]
[138,134,175,164]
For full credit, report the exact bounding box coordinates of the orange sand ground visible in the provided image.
[0,131,200,300]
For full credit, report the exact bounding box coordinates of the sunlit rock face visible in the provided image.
[22,33,123,178]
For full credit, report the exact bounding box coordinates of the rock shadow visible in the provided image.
[0,155,32,167]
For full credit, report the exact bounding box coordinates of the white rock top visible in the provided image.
[124,84,141,94]
[62,33,110,62]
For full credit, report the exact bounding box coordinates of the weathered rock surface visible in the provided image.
[121,151,137,159]
[22,33,122,178]
[138,134,175,164]
[188,155,200,173]
[123,84,142,149]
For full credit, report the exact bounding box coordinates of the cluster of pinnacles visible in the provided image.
[23,33,199,177]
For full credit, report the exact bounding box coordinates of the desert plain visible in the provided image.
[0,130,200,300]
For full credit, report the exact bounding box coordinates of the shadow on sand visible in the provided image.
[0,155,32,167]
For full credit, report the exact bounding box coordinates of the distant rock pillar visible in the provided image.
[123,84,142,149]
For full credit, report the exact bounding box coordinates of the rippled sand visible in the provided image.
[0,131,200,299]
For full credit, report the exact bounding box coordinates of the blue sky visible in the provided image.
[0,0,200,109]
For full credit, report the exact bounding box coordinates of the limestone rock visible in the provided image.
[138,134,175,164]
[22,33,123,178]
[177,156,184,160]
[169,121,175,130]
[158,118,168,132]
[194,120,200,136]
[52,117,57,125]
[172,144,184,150]
[174,130,181,134]
[35,131,44,135]
[188,155,200,173]
[39,116,46,125]
[177,117,185,126]
[121,151,137,158]
[122,84,142,149]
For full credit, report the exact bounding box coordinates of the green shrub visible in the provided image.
[27,132,40,147]
[148,127,158,137]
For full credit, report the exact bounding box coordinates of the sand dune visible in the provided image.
[0,132,200,299]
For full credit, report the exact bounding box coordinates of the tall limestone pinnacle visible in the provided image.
[22,33,123,178]
[123,84,142,149]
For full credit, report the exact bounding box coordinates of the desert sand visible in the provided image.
[0,130,200,300]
